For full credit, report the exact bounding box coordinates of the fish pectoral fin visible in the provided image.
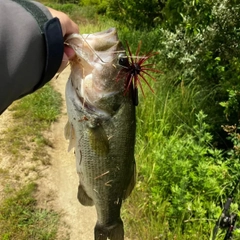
[123,160,136,200]
[64,120,71,140]
[88,125,109,157]
[77,184,94,206]
[64,120,76,152]
[94,219,124,240]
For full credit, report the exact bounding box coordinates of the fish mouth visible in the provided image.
[65,28,124,66]
[66,28,127,118]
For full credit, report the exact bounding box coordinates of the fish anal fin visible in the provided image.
[94,219,124,240]
[77,184,94,206]
[64,120,76,152]
[123,160,136,199]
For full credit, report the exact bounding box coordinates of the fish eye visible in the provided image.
[118,54,129,68]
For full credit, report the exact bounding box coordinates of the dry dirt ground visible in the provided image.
[0,67,97,240]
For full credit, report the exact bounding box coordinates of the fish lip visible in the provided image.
[65,28,117,42]
[67,28,126,119]
[65,28,122,66]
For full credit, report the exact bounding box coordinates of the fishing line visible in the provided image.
[66,34,148,68]
[66,34,127,65]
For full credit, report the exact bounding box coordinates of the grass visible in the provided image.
[0,83,63,239]
[39,1,122,33]
[0,183,59,240]
[40,2,100,25]
[1,83,61,162]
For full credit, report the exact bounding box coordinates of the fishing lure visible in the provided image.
[117,41,161,106]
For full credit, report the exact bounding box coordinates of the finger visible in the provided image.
[57,46,76,73]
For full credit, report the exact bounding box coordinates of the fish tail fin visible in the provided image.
[94,219,124,240]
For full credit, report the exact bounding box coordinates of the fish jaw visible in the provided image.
[66,28,126,113]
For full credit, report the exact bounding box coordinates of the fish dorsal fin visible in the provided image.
[123,160,136,199]
[64,120,76,152]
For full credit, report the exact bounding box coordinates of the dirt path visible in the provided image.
[0,67,131,240]
[36,67,97,240]
[0,67,96,238]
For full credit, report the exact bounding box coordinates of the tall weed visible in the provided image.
[124,109,240,239]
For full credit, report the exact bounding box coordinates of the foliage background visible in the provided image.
[40,0,240,239]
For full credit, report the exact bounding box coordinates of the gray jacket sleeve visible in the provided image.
[0,0,64,114]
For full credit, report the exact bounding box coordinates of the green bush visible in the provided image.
[106,0,240,148]
[106,0,164,29]
[42,2,79,14]
[125,111,240,239]
[154,0,240,147]
[150,112,227,233]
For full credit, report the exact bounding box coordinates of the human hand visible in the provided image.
[47,7,79,72]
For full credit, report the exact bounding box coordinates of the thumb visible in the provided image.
[57,45,76,73]
[64,45,75,60]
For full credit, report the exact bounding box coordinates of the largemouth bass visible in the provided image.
[64,28,136,240]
